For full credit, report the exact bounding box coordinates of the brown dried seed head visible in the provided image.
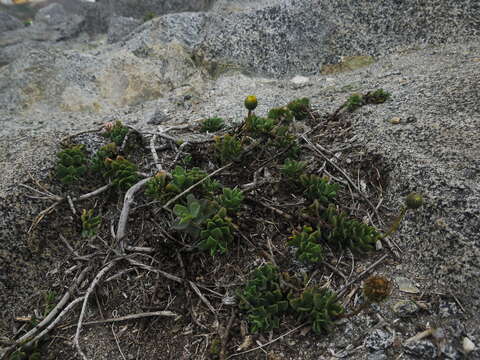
[363,276,392,303]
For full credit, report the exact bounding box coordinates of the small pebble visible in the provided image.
[463,337,476,354]
[390,117,401,124]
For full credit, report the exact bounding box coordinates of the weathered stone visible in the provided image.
[364,329,394,352]
[107,16,142,44]
[0,12,23,33]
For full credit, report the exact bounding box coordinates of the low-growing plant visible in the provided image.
[217,187,244,214]
[364,89,391,104]
[165,166,209,194]
[287,98,310,120]
[91,142,117,175]
[81,209,102,238]
[201,177,222,195]
[145,171,169,199]
[143,11,156,22]
[103,120,129,146]
[268,106,293,124]
[320,205,380,252]
[56,145,88,185]
[300,174,340,204]
[103,156,139,191]
[345,93,363,112]
[288,226,324,264]
[270,126,301,159]
[280,158,306,179]
[289,287,343,334]
[238,264,289,333]
[172,194,218,239]
[199,208,234,256]
[201,117,225,132]
[214,135,243,163]
[245,115,275,136]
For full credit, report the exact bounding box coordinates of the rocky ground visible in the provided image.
[0,1,479,359]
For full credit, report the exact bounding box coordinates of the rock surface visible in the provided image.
[1,0,480,359]
[0,12,23,33]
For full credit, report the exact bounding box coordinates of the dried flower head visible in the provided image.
[405,192,423,210]
[363,276,392,303]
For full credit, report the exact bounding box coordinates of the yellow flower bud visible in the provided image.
[244,95,258,111]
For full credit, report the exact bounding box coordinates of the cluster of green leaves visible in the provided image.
[245,115,276,136]
[289,287,343,334]
[280,159,306,179]
[103,156,139,191]
[288,226,324,264]
[172,195,234,255]
[144,171,168,199]
[143,11,156,22]
[267,107,294,124]
[199,208,234,256]
[287,98,310,120]
[201,117,225,132]
[345,93,364,112]
[56,145,88,184]
[172,194,218,238]
[214,135,243,163]
[216,187,244,214]
[364,89,391,104]
[238,264,288,333]
[320,205,380,252]
[300,174,340,204]
[90,142,117,174]
[345,89,391,112]
[270,126,301,159]
[103,120,129,146]
[81,209,102,238]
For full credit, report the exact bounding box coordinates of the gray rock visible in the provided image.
[364,329,394,352]
[393,300,420,318]
[404,340,438,359]
[107,16,142,44]
[0,13,23,34]
[34,3,85,40]
[147,109,171,125]
[367,351,388,360]
[95,0,214,20]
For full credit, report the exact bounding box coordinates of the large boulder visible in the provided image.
[0,12,23,33]
[107,16,142,43]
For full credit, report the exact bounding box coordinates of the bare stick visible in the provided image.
[3,267,91,358]
[78,311,179,326]
[226,323,306,359]
[77,184,112,201]
[336,253,389,298]
[75,261,117,360]
[162,163,232,210]
[189,281,216,314]
[150,134,162,172]
[112,325,127,360]
[24,297,85,348]
[116,178,152,251]
[220,309,236,360]
[127,258,183,284]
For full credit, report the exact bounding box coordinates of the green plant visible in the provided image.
[280,159,306,179]
[288,226,324,264]
[202,177,222,195]
[200,117,225,132]
[217,187,244,214]
[268,107,293,124]
[165,166,211,194]
[145,171,169,199]
[321,205,380,252]
[81,209,102,238]
[56,145,88,184]
[172,194,218,238]
[143,11,156,22]
[245,115,275,136]
[91,142,117,174]
[238,264,289,333]
[103,156,139,191]
[383,192,423,237]
[43,291,57,317]
[103,120,129,146]
[289,287,343,334]
[199,208,234,256]
[364,89,391,104]
[287,98,310,120]
[345,93,363,112]
[270,126,301,159]
[300,175,340,204]
[214,135,243,163]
